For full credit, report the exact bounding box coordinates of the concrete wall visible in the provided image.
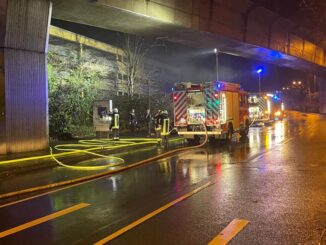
[48,26,179,96]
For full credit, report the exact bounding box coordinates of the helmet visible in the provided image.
[163,110,168,115]
[113,108,118,113]
[131,109,135,113]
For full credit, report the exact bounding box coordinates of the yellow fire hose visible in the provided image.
[0,138,158,166]
[0,126,208,200]
[50,138,161,170]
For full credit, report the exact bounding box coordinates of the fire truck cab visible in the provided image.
[173,81,249,143]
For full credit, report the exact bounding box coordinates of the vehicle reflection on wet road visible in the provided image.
[0,111,325,244]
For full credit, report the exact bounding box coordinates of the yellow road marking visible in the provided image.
[0,203,90,238]
[0,137,202,208]
[0,150,188,209]
[208,219,249,245]
[94,182,213,245]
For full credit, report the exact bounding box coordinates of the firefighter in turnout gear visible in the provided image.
[154,110,162,138]
[160,110,169,128]
[159,110,170,148]
[156,110,169,138]
[110,108,120,140]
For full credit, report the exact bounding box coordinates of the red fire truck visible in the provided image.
[172,81,249,144]
[248,92,285,126]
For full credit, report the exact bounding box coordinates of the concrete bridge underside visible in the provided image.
[52,0,326,75]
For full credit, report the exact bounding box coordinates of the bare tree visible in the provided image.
[120,34,167,98]
[121,35,146,97]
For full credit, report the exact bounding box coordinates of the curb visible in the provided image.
[0,136,207,200]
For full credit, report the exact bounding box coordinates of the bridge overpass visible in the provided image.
[0,0,325,154]
[51,0,326,73]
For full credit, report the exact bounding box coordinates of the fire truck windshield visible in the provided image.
[187,92,205,107]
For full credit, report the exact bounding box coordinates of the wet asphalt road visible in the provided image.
[0,111,325,244]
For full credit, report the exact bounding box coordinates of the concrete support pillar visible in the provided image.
[0,0,52,154]
[318,76,326,114]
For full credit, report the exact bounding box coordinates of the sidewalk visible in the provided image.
[0,136,184,197]
[0,136,164,176]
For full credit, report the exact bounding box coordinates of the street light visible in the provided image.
[214,48,219,81]
[256,67,263,94]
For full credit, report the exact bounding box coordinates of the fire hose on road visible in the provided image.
[50,138,162,170]
[0,125,208,200]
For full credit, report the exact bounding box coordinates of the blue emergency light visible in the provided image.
[215,82,222,90]
[273,95,280,101]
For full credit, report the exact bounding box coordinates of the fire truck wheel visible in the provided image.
[226,123,234,142]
